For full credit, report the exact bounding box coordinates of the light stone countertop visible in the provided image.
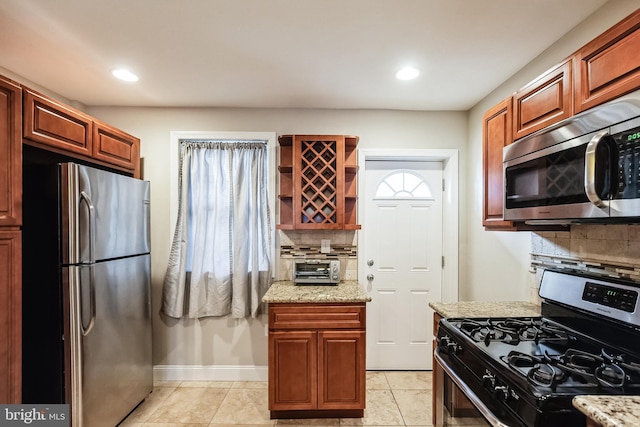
[573,396,640,427]
[428,301,541,318]
[262,280,371,304]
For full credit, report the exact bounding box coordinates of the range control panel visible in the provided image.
[582,282,638,313]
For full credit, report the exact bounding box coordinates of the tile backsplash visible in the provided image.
[529,224,640,303]
[277,230,358,281]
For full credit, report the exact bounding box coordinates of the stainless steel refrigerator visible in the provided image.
[22,159,152,427]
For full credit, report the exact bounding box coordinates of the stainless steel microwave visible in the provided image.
[503,89,640,224]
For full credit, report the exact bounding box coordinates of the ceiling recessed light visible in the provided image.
[112,69,139,82]
[396,66,420,81]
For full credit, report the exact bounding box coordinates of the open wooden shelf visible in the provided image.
[277,135,360,230]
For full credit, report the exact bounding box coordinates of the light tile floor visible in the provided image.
[119,371,446,427]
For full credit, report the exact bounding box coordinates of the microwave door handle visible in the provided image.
[584,130,609,208]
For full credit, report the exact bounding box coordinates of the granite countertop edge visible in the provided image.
[262,280,371,304]
[428,300,541,318]
[573,395,640,427]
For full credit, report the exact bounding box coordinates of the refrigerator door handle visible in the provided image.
[79,191,96,335]
[79,191,96,264]
[80,265,97,336]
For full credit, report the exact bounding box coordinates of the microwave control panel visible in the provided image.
[615,126,640,199]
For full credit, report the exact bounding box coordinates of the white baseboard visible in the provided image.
[153,365,268,382]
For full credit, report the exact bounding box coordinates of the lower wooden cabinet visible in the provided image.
[269,330,317,410]
[268,303,366,418]
[0,230,21,403]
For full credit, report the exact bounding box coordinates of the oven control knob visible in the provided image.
[482,372,496,389]
[494,385,510,402]
[439,336,460,354]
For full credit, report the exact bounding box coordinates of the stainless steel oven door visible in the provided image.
[433,350,524,427]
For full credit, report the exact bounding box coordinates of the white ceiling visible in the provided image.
[0,0,608,111]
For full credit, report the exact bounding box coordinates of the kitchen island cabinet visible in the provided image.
[263,281,370,419]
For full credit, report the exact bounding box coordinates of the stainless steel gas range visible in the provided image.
[434,269,640,427]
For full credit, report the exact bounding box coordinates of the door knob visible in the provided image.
[367,274,374,281]
[367,259,374,267]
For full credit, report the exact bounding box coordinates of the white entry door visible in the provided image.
[363,160,443,370]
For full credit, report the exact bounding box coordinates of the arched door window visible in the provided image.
[374,170,434,200]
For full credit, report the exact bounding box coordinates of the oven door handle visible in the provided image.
[584,130,610,208]
[434,351,511,427]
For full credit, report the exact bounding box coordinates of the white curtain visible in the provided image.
[162,140,272,319]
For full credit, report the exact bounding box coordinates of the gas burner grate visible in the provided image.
[455,318,571,346]
[503,347,640,390]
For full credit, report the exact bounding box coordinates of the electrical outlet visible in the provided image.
[321,239,331,254]
[264,324,268,337]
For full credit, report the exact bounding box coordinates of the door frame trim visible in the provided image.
[357,149,459,302]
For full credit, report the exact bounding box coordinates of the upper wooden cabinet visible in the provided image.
[93,119,141,177]
[513,60,573,140]
[574,9,640,113]
[277,134,360,230]
[23,89,140,177]
[23,88,93,157]
[0,76,22,227]
[482,98,515,229]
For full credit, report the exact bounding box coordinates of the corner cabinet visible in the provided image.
[277,134,360,230]
[268,303,366,418]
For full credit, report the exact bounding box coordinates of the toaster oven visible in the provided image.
[293,259,340,285]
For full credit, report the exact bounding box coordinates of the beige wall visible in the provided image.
[82,107,468,368]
